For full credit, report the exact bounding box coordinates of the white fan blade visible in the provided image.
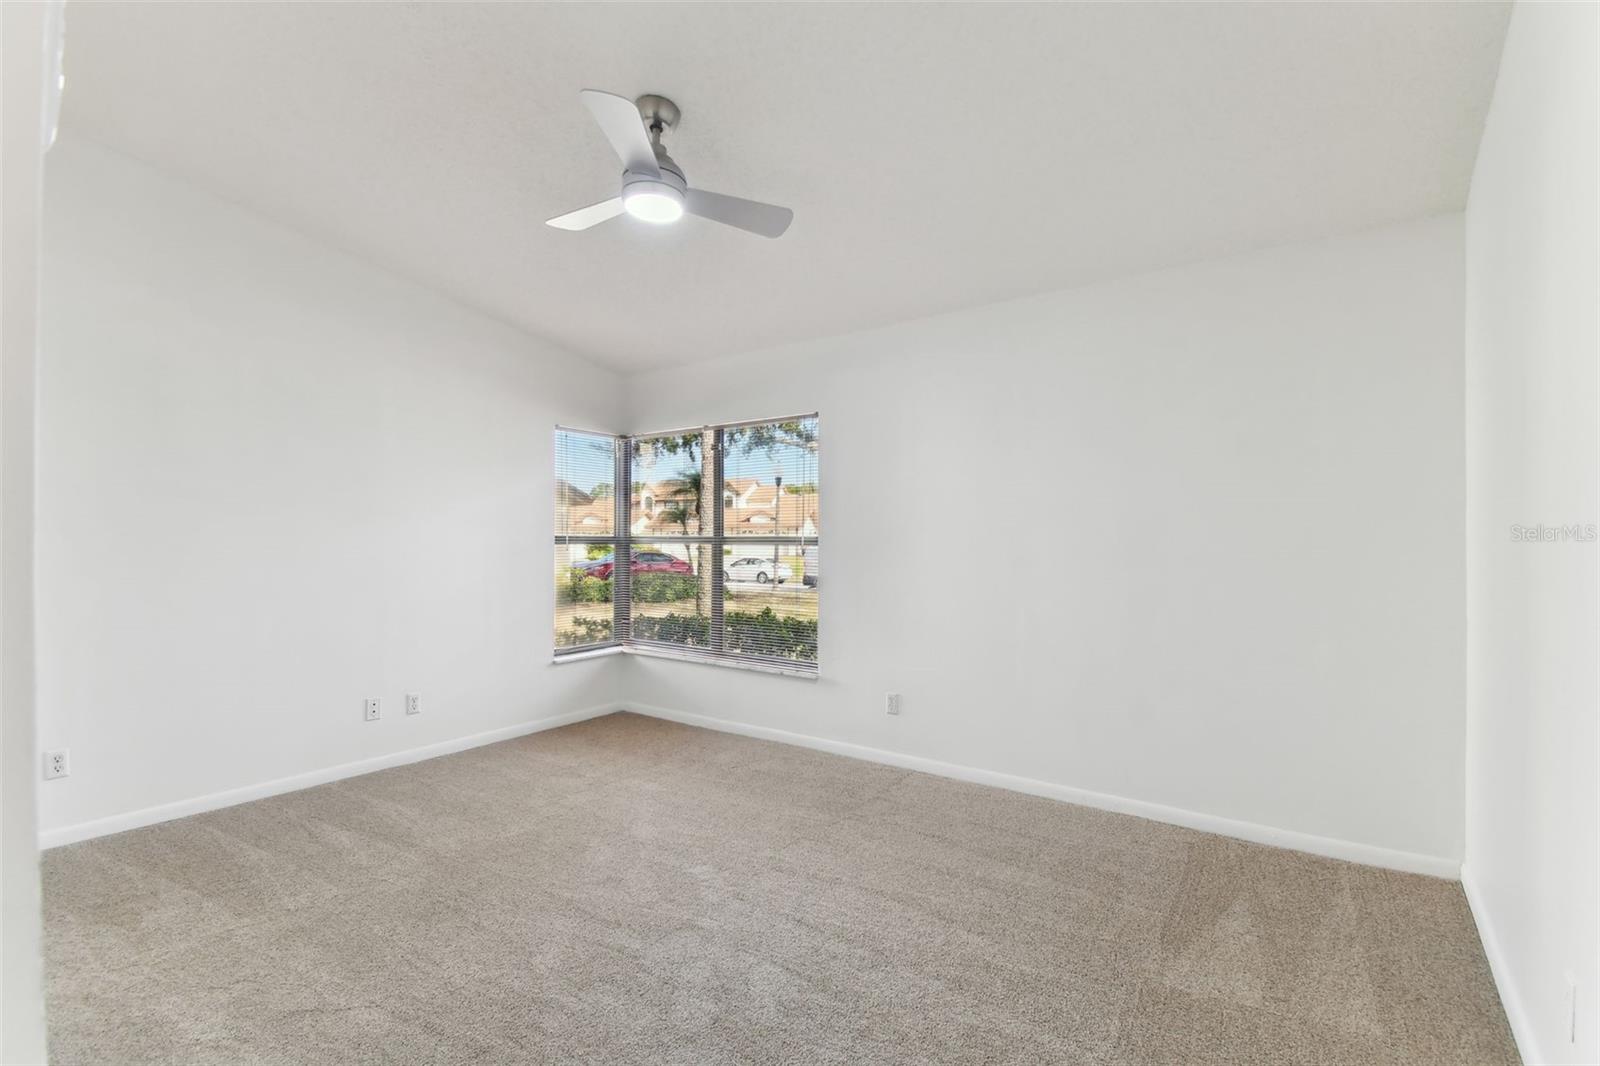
[579,90,660,179]
[546,197,624,231]
[684,189,793,238]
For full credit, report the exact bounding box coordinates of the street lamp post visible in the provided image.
[773,472,782,581]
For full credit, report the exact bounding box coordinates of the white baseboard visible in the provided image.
[623,702,1462,880]
[43,698,1462,883]
[1461,864,1538,1065]
[38,702,624,850]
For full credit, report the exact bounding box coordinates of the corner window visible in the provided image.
[554,415,819,674]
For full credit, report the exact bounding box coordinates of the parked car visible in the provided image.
[635,550,693,574]
[724,557,792,584]
[581,551,692,580]
[574,553,613,576]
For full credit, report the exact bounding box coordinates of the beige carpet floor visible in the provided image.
[44,712,1516,1065]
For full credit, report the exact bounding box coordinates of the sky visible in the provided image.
[559,421,819,496]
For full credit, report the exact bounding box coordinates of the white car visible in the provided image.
[724,557,793,584]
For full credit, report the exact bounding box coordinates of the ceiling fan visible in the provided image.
[547,91,793,239]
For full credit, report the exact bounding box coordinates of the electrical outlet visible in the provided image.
[364,697,381,722]
[886,692,901,716]
[405,692,421,716]
[43,749,70,780]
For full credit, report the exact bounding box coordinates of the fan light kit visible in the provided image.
[548,91,793,239]
[622,178,685,224]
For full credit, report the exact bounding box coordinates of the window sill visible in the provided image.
[621,644,819,680]
[553,642,817,680]
[550,645,623,665]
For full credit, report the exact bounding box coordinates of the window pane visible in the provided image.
[629,544,717,653]
[721,541,818,665]
[631,431,712,538]
[554,546,614,650]
[554,428,615,538]
[722,417,819,540]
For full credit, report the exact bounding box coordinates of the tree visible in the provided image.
[631,433,703,464]
[724,420,817,455]
[590,482,613,499]
[633,423,814,628]
[661,503,692,535]
[661,470,704,532]
[643,434,720,617]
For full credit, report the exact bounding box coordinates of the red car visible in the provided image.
[581,550,693,580]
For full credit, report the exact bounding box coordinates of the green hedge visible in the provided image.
[562,570,701,605]
[562,571,613,604]
[631,608,817,662]
[633,572,699,603]
[557,615,612,647]
[628,612,709,647]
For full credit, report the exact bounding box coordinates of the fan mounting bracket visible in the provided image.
[634,94,680,134]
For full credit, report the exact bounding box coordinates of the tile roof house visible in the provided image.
[556,481,614,535]
[631,479,818,540]
[557,478,818,566]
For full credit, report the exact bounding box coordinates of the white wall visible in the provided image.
[623,215,1467,872]
[1,2,50,1059]
[37,139,622,840]
[1463,2,1599,1063]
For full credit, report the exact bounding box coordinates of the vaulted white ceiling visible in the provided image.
[61,2,1509,372]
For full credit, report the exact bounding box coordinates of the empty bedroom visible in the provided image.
[0,1,1594,1063]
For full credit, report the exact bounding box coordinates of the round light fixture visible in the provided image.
[622,180,685,224]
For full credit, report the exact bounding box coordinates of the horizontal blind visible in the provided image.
[627,426,718,658]
[713,416,819,669]
[553,427,621,653]
[552,416,819,673]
